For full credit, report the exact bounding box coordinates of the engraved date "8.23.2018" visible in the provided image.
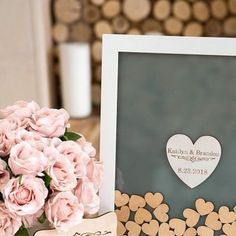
[177,168,208,175]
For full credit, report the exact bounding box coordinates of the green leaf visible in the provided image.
[42,172,52,188]
[63,132,81,141]
[15,227,29,236]
[38,212,47,224]
[59,135,68,141]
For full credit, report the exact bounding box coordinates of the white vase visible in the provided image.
[59,43,92,118]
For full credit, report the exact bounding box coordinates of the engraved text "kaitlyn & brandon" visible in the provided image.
[167,148,220,158]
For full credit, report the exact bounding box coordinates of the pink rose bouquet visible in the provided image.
[0,101,104,236]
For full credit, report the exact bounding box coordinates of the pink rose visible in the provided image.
[14,129,48,145]
[86,158,104,191]
[8,141,48,176]
[0,101,39,129]
[0,100,39,119]
[47,155,77,191]
[44,137,62,165]
[0,117,25,131]
[43,146,58,168]
[0,201,22,236]
[48,137,62,148]
[21,209,43,228]
[0,123,14,157]
[14,130,51,161]
[45,191,84,232]
[74,179,100,215]
[77,136,96,157]
[0,159,10,191]
[9,116,29,130]
[29,107,70,138]
[57,141,90,178]
[3,175,48,216]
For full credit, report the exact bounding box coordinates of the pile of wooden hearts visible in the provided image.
[115,190,236,236]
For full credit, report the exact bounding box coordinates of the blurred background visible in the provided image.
[0,0,236,152]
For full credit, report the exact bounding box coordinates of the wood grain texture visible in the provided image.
[102,0,121,18]
[112,15,130,33]
[54,0,81,23]
[114,191,236,235]
[142,220,159,236]
[141,18,162,34]
[91,0,104,5]
[71,22,92,42]
[153,0,171,20]
[123,0,151,22]
[229,0,236,14]
[184,22,203,36]
[94,20,113,38]
[52,23,69,42]
[95,64,101,82]
[83,4,100,23]
[164,17,183,35]
[205,19,223,36]
[92,84,101,106]
[128,27,142,34]
[173,0,191,21]
[193,1,210,22]
[211,0,228,20]
[92,40,102,62]
[224,17,236,35]
[51,0,236,108]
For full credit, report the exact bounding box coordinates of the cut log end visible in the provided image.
[193,1,210,22]
[52,23,69,43]
[55,0,81,23]
[184,22,203,36]
[123,0,151,22]
[164,17,183,35]
[94,20,113,39]
[173,0,192,21]
[153,0,171,20]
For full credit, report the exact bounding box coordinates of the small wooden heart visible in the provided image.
[134,208,152,225]
[154,204,169,223]
[195,198,214,216]
[159,223,175,236]
[183,208,200,227]
[129,195,146,211]
[115,206,130,222]
[223,222,236,235]
[115,190,130,207]
[219,206,236,223]
[169,218,186,236]
[197,226,214,236]
[166,134,221,188]
[117,221,126,236]
[125,221,141,236]
[142,220,159,236]
[205,212,222,231]
[145,192,163,208]
[183,227,197,236]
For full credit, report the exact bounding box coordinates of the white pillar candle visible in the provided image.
[59,43,92,118]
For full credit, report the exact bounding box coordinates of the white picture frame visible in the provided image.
[99,35,236,214]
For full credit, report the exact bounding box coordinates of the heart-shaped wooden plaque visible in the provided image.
[166,134,221,188]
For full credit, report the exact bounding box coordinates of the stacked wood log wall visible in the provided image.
[52,0,236,107]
